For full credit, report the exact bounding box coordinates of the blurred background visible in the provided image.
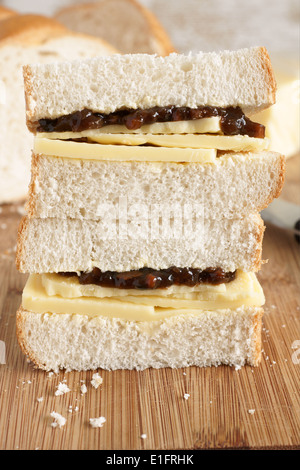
[1,0,299,56]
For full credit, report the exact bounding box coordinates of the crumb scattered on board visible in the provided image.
[55,382,71,396]
[91,372,103,389]
[89,416,106,428]
[50,411,66,429]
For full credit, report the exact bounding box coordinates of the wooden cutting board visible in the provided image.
[0,155,299,450]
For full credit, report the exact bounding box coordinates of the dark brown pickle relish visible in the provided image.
[36,105,264,138]
[59,267,236,290]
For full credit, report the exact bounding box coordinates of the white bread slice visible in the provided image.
[16,305,263,371]
[54,0,175,55]
[26,151,285,220]
[16,214,264,273]
[23,46,276,126]
[0,14,117,204]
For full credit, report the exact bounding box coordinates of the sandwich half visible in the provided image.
[16,48,284,372]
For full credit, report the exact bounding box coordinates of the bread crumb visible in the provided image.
[81,384,87,394]
[89,416,106,428]
[50,411,66,428]
[183,393,190,400]
[37,397,43,402]
[141,434,147,439]
[248,409,255,415]
[55,382,70,396]
[91,372,103,389]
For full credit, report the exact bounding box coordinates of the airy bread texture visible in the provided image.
[24,46,276,125]
[16,214,264,273]
[26,151,285,220]
[0,15,117,204]
[16,305,263,371]
[55,0,175,55]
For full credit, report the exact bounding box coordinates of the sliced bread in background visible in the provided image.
[0,14,117,204]
[54,0,175,55]
[0,5,18,21]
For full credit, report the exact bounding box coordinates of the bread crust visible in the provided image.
[24,153,41,218]
[55,0,175,56]
[0,5,18,21]
[0,13,119,52]
[259,46,277,106]
[16,306,44,369]
[253,215,265,271]
[15,216,28,273]
[274,153,286,199]
[0,15,67,44]
[23,66,34,132]
[251,308,263,366]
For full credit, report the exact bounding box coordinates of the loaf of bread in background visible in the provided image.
[0,14,117,204]
[0,5,18,21]
[54,0,175,55]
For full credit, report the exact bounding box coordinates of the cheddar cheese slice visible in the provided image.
[38,117,222,137]
[33,137,216,163]
[22,271,265,322]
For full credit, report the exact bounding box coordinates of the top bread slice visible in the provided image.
[0,14,117,204]
[54,0,175,55]
[23,46,276,128]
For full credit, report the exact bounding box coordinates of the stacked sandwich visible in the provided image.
[16,48,285,372]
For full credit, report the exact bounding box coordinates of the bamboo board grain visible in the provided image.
[0,155,299,450]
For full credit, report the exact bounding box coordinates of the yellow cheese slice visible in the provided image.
[88,133,269,151]
[33,137,216,163]
[22,272,265,322]
[38,117,222,137]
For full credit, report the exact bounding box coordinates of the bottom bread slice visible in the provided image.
[16,306,263,372]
